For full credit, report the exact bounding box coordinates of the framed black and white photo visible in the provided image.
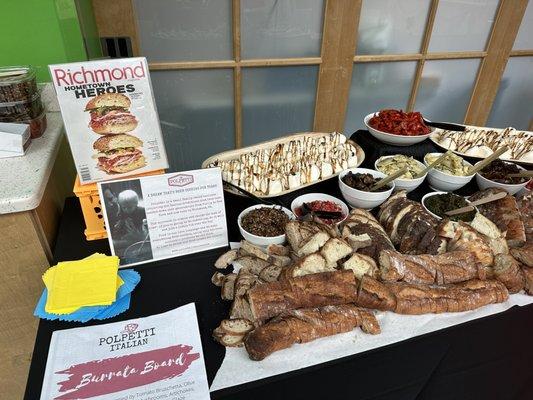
[98,168,227,267]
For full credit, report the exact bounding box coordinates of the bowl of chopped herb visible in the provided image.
[421,191,477,222]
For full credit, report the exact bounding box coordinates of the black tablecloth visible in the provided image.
[25,132,533,400]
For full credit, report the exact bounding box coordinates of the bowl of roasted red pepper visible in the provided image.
[364,109,434,146]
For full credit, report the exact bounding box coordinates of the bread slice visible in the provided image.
[290,253,332,278]
[320,238,353,267]
[266,244,290,256]
[235,256,271,275]
[269,255,292,267]
[212,327,245,347]
[211,272,225,287]
[221,273,237,300]
[297,231,330,257]
[220,318,254,335]
[240,240,269,261]
[259,264,282,282]
[214,249,238,268]
[469,213,503,239]
[342,253,378,279]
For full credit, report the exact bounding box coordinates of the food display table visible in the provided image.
[24,133,533,400]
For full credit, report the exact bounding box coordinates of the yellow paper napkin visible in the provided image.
[44,255,120,314]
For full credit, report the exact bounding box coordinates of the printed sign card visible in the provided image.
[98,168,228,267]
[49,57,168,184]
[40,303,210,400]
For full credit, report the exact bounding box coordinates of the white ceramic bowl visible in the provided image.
[475,161,528,195]
[290,193,349,225]
[364,112,433,146]
[338,168,395,210]
[374,155,427,193]
[238,204,294,246]
[421,191,476,220]
[423,152,474,192]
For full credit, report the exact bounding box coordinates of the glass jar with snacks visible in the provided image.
[0,66,38,103]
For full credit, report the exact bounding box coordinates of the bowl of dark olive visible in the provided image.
[338,168,395,209]
[238,204,294,246]
[475,159,529,195]
[421,191,477,222]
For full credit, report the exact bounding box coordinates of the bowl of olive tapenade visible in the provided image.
[339,168,394,209]
[421,192,476,222]
[238,204,294,246]
[475,159,529,195]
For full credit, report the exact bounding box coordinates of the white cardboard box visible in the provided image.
[0,122,31,158]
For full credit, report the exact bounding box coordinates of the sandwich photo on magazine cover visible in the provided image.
[100,179,153,266]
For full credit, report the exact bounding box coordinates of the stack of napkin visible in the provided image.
[34,253,140,322]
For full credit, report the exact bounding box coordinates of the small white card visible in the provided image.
[40,303,210,400]
[98,168,228,267]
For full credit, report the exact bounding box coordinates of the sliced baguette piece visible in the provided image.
[212,327,245,347]
[235,256,271,275]
[214,249,238,269]
[221,273,237,300]
[211,272,226,287]
[342,253,378,279]
[230,296,255,321]
[269,255,292,267]
[240,240,270,261]
[267,244,290,256]
[220,318,254,335]
[235,270,259,297]
[320,237,353,267]
[259,264,283,282]
[286,221,304,251]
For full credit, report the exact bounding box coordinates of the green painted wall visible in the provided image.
[0,0,101,82]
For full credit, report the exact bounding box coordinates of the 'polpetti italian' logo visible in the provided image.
[99,324,156,352]
[168,174,194,187]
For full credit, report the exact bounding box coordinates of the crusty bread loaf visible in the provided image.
[355,276,508,314]
[356,276,397,311]
[390,279,509,314]
[244,305,380,360]
[247,270,358,321]
[379,249,484,285]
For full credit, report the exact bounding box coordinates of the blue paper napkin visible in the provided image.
[34,270,140,323]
